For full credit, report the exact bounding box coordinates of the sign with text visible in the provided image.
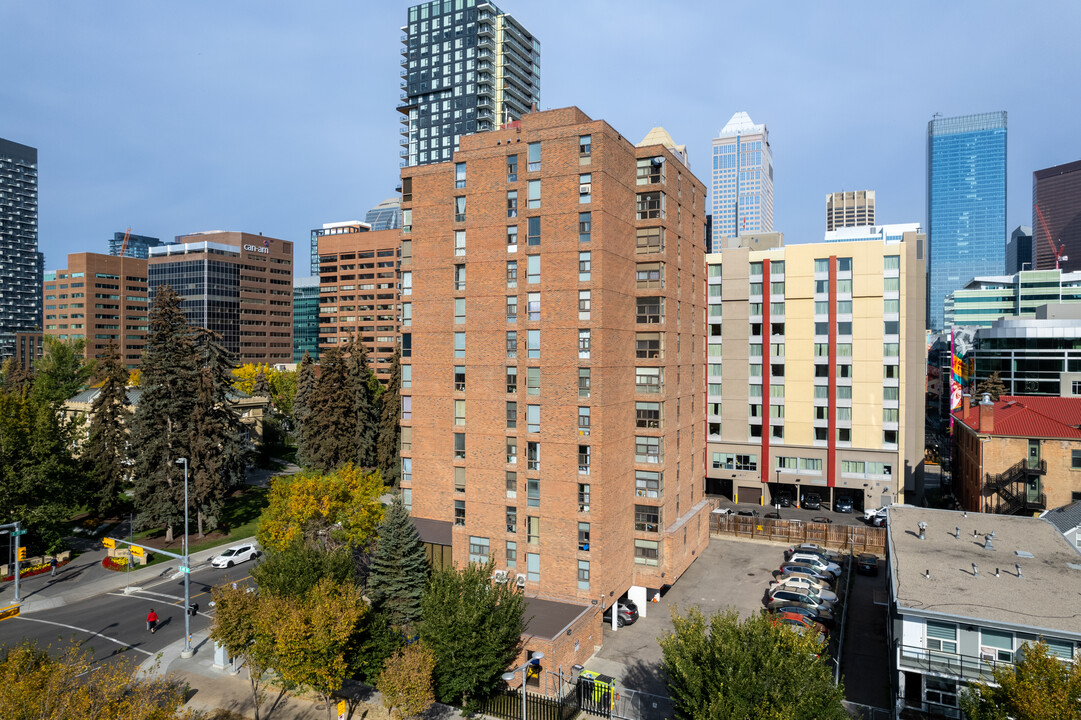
[103,538,115,549]
[0,605,20,621]
[130,545,145,558]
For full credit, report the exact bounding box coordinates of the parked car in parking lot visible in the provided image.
[864,505,891,521]
[766,596,835,623]
[834,496,854,513]
[787,553,842,577]
[774,491,793,507]
[785,543,842,564]
[767,587,834,611]
[801,492,823,510]
[778,563,834,586]
[870,509,888,527]
[602,601,639,627]
[770,574,838,601]
[773,610,830,638]
[856,553,879,575]
[770,602,835,627]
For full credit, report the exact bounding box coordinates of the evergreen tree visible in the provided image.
[84,342,131,516]
[347,339,377,468]
[130,284,198,543]
[302,348,353,471]
[0,357,34,394]
[367,495,427,628]
[377,350,402,487]
[294,352,316,464]
[253,366,271,396]
[188,329,246,536]
[974,371,1008,402]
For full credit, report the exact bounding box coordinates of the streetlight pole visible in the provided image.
[502,651,543,720]
[176,457,193,658]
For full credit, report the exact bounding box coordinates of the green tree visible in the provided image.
[253,367,271,396]
[419,560,525,709]
[960,640,1081,720]
[346,339,378,468]
[30,336,93,408]
[256,464,385,552]
[293,352,315,450]
[659,608,846,720]
[268,366,297,419]
[378,641,436,720]
[131,284,198,543]
[376,350,402,487]
[0,357,34,394]
[210,585,280,720]
[974,371,1009,402]
[251,537,356,598]
[351,608,402,684]
[85,341,132,516]
[301,348,354,472]
[368,495,427,628]
[264,577,368,720]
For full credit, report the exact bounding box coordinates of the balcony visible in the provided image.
[898,643,1009,682]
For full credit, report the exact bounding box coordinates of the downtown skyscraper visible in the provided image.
[0,138,43,360]
[398,0,540,167]
[710,112,773,248]
[926,112,1007,331]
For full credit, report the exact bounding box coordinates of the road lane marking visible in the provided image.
[108,590,185,602]
[14,617,154,657]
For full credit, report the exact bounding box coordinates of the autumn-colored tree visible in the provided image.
[256,463,385,552]
[378,642,436,720]
[210,586,280,720]
[0,640,204,719]
[128,367,142,387]
[263,577,368,720]
[960,640,1081,720]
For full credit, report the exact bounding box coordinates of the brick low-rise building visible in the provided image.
[952,394,1081,514]
[400,107,710,670]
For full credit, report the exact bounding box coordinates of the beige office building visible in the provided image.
[826,190,875,231]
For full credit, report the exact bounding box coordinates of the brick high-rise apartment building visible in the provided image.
[44,253,149,367]
[149,232,293,366]
[401,107,710,617]
[317,225,401,381]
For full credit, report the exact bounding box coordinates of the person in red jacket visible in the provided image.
[146,609,159,633]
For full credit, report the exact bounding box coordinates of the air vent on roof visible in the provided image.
[1015,550,1034,558]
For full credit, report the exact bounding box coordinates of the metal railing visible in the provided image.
[833,548,854,684]
[897,642,1009,681]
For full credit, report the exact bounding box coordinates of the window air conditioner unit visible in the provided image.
[579,184,591,195]
[979,648,996,662]
[492,570,508,584]
[515,573,527,587]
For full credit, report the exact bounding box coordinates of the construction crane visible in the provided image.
[1034,204,1068,270]
[118,227,132,257]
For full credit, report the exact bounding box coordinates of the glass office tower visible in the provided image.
[926,112,1007,331]
[399,0,540,167]
[0,138,43,360]
[293,276,320,362]
[108,231,163,259]
[711,112,773,247]
[364,198,402,231]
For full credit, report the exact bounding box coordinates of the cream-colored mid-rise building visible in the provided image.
[826,190,875,231]
[704,224,926,510]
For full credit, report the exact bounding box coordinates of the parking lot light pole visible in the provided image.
[502,651,544,720]
[176,458,193,658]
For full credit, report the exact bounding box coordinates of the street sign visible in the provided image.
[179,566,190,573]
[103,538,116,549]
[130,546,145,558]
[0,605,20,621]
[337,700,347,720]
[11,529,25,537]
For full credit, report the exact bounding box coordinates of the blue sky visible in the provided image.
[3,1,1079,275]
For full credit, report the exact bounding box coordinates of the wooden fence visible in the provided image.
[709,514,887,554]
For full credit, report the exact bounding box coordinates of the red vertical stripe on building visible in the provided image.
[761,259,770,486]
[827,256,837,488]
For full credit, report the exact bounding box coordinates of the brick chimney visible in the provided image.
[977,393,995,434]
[962,393,971,417]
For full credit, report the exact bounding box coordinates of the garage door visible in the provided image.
[738,485,762,505]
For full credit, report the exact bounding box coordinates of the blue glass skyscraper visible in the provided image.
[927,112,1007,331]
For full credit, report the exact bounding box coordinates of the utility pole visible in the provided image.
[176,458,193,658]
[0,522,26,605]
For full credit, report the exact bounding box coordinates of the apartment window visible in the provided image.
[636,401,662,428]
[506,260,518,288]
[837,385,852,399]
[506,507,517,533]
[635,436,662,464]
[635,504,660,532]
[578,329,591,358]
[578,290,591,320]
[578,368,591,397]
[637,157,664,185]
[636,470,662,498]
[579,173,591,203]
[402,302,412,327]
[401,271,412,296]
[454,500,465,526]
[466,536,489,564]
[636,262,662,289]
[454,196,466,222]
[884,299,900,313]
[526,216,540,246]
[884,320,900,335]
[578,445,591,474]
[578,483,591,512]
[506,437,518,464]
[506,295,518,322]
[712,453,758,471]
[838,427,851,443]
[577,560,590,590]
[527,441,540,471]
[507,190,518,217]
[883,254,900,271]
[507,155,518,181]
[454,433,466,460]
[402,208,412,232]
[527,142,541,171]
[454,332,465,358]
[637,191,663,219]
[527,404,540,433]
[402,364,413,389]
[884,364,900,379]
[506,225,518,250]
[636,332,662,359]
[527,367,540,395]
[402,457,412,483]
[527,329,540,358]
[1073,450,1081,469]
[579,134,591,156]
[884,429,899,445]
[883,408,899,423]
[526,553,540,582]
[634,539,659,566]
[527,477,540,508]
[926,621,958,654]
[636,296,663,324]
[506,401,517,429]
[506,331,518,358]
[506,366,518,393]
[454,399,465,426]
[527,180,541,209]
[454,230,466,256]
[454,297,465,323]
[884,342,900,357]
[527,255,540,284]
[579,252,591,281]
[636,227,663,253]
[506,471,517,498]
[400,426,412,454]
[527,292,540,320]
[506,540,517,567]
[454,264,466,291]
[579,212,591,242]
[884,277,900,293]
[636,367,662,393]
[527,516,540,544]
[455,162,466,188]
[402,396,412,420]
[578,407,591,435]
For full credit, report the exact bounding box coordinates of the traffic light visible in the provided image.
[17,547,26,562]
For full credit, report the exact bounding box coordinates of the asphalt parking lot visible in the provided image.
[588,537,783,696]
[715,497,873,527]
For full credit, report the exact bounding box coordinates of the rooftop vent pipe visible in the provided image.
[1015,563,1022,579]
[972,563,979,577]
[984,534,995,551]
[918,521,927,540]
